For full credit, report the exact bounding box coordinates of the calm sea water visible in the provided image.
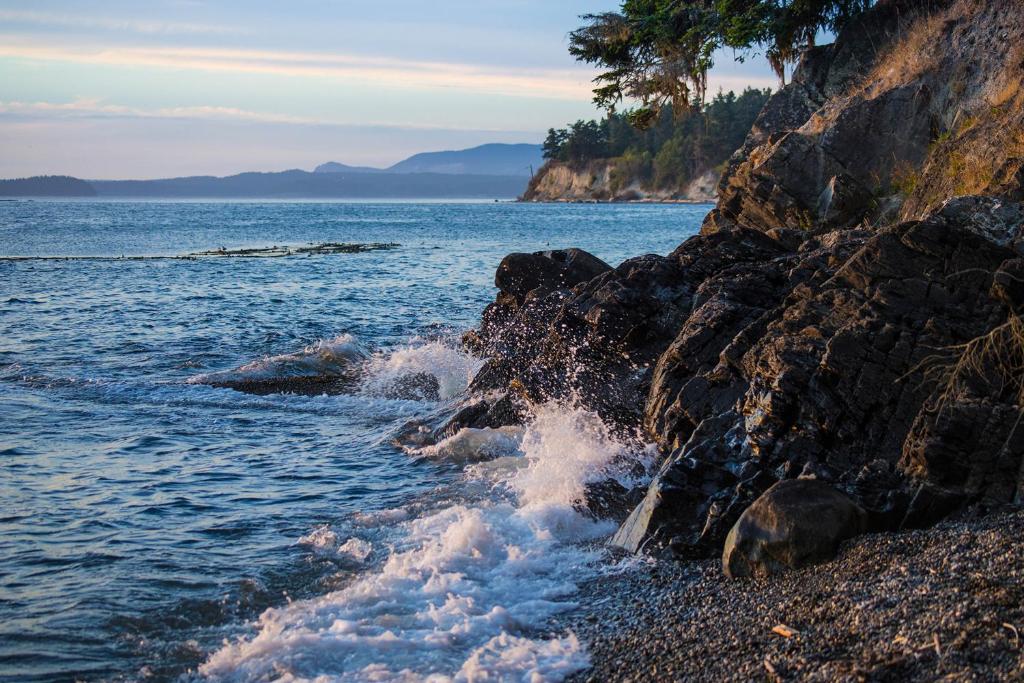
[0,200,706,682]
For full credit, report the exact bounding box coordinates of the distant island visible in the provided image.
[0,143,543,199]
[0,176,97,198]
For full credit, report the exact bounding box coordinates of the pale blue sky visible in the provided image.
[0,1,777,179]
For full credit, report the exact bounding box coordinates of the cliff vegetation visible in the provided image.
[524,89,770,202]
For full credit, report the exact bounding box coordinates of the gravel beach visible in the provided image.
[563,511,1024,681]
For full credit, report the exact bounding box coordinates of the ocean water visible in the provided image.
[0,200,707,682]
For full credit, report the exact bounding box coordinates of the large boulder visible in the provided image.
[494,248,611,304]
[722,479,867,578]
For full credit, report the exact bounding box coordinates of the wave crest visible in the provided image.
[188,334,367,393]
[201,402,647,682]
[361,339,483,402]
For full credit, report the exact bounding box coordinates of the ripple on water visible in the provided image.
[0,200,703,681]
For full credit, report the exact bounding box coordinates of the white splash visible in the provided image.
[201,402,640,683]
[353,508,411,528]
[512,404,630,516]
[337,538,374,563]
[298,526,373,563]
[361,339,483,401]
[296,524,339,552]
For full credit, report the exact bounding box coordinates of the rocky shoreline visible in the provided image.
[178,1,1023,676]
[450,0,1024,677]
[562,510,1024,681]
[454,0,1024,561]
[521,161,719,204]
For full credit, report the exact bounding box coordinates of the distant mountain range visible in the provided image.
[315,143,543,177]
[0,144,543,199]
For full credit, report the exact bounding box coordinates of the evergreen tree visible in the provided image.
[569,0,873,125]
[540,88,771,191]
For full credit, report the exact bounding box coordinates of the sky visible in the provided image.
[0,1,778,179]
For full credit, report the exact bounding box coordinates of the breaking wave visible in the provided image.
[416,426,525,462]
[297,526,374,563]
[200,403,646,682]
[188,334,481,403]
[360,338,484,401]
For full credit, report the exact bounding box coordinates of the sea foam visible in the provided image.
[361,339,484,401]
[200,402,640,682]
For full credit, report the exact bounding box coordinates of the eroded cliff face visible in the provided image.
[522,161,718,203]
[460,0,1024,562]
[705,0,1024,234]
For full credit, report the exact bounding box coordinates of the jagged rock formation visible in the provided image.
[523,161,718,202]
[464,0,1024,566]
[705,0,1024,234]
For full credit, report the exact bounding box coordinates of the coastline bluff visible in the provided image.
[457,0,1024,571]
[522,160,719,203]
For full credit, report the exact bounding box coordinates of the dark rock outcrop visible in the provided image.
[471,230,790,428]
[461,0,1024,568]
[605,196,1023,556]
[470,193,1024,559]
[494,248,611,303]
[721,479,867,578]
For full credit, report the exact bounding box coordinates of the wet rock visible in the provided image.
[436,394,525,440]
[722,479,867,578]
[610,439,751,555]
[470,229,791,428]
[581,478,647,523]
[610,411,779,557]
[494,248,611,304]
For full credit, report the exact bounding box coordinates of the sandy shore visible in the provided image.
[560,511,1024,681]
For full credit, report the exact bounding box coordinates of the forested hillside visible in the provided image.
[524,88,770,201]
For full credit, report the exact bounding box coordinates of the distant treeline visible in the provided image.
[0,176,96,197]
[541,88,771,190]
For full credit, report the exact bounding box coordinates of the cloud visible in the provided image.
[0,98,296,122]
[0,10,239,35]
[0,97,548,132]
[0,38,597,101]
